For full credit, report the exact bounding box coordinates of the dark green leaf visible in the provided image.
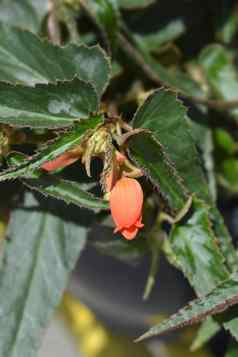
[0,115,103,181]
[0,0,48,33]
[129,131,188,212]
[24,176,109,211]
[0,25,110,98]
[199,45,238,120]
[0,78,98,128]
[0,192,89,356]
[7,151,108,211]
[136,272,238,341]
[169,198,229,296]
[130,90,210,210]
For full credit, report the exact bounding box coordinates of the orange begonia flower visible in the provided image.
[109,177,144,240]
[41,152,78,172]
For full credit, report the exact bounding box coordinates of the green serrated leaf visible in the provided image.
[0,192,89,357]
[118,0,155,9]
[0,78,98,128]
[129,131,188,212]
[130,89,210,211]
[0,24,110,97]
[7,151,108,211]
[169,198,229,296]
[191,317,221,351]
[136,272,238,342]
[0,0,48,33]
[199,44,238,120]
[24,177,109,211]
[0,115,103,181]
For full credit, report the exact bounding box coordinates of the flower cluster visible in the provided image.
[41,131,144,240]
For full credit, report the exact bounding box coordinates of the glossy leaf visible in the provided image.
[199,45,238,120]
[130,89,210,209]
[0,78,98,128]
[0,24,110,97]
[169,198,229,296]
[0,192,89,357]
[137,272,238,341]
[0,0,48,33]
[0,115,103,181]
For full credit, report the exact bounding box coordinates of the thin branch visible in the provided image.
[118,33,164,86]
[187,96,238,110]
[118,34,238,111]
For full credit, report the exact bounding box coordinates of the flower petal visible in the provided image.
[42,153,78,172]
[121,225,139,240]
[135,215,144,229]
[110,177,143,229]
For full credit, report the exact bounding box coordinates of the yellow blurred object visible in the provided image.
[0,210,8,241]
[61,292,152,357]
[61,293,212,357]
[0,221,5,240]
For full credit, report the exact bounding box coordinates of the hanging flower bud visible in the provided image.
[109,177,144,240]
[41,152,78,172]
